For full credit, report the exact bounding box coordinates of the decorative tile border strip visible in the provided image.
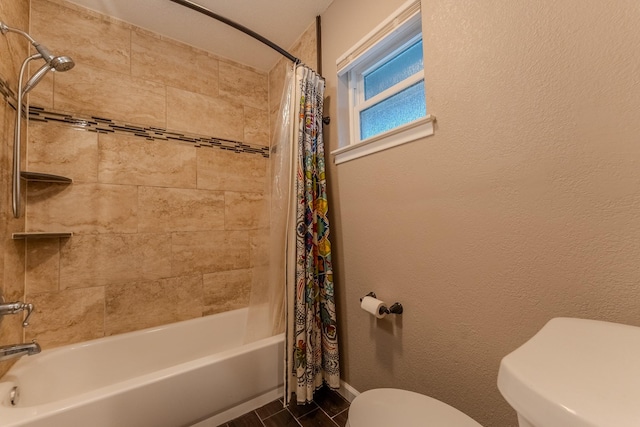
[1,75,269,158]
[29,106,270,158]
[0,77,18,111]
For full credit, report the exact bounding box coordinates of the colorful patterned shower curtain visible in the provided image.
[284,64,340,404]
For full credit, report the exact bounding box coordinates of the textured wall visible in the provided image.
[322,0,640,426]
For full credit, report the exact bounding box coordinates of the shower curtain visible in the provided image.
[284,64,340,404]
[245,62,339,404]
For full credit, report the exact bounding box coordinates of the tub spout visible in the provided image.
[0,341,41,362]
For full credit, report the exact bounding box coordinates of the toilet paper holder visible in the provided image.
[360,292,404,315]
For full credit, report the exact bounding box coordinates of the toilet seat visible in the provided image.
[347,388,483,427]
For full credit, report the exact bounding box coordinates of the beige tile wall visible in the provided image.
[22,0,272,349]
[268,21,319,141]
[0,0,318,358]
[0,0,29,377]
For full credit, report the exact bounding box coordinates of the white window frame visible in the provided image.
[332,0,434,165]
[350,32,424,144]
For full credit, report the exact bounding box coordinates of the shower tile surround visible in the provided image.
[0,0,317,377]
[10,0,281,350]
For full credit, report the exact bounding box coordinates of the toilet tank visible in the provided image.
[497,317,640,427]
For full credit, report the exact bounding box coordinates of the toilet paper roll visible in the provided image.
[360,296,387,319]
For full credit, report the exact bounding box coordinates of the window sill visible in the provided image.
[331,115,435,164]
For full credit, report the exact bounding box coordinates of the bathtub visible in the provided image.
[0,308,284,427]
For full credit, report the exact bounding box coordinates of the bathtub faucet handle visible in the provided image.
[22,303,34,327]
[0,301,35,327]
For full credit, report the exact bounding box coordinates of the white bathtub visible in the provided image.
[0,308,284,427]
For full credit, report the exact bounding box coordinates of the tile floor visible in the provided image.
[219,387,350,427]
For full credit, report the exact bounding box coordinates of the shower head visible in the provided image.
[32,43,75,71]
[50,56,75,72]
[0,21,75,94]
[22,63,51,95]
[21,56,74,95]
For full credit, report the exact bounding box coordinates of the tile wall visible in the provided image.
[268,23,318,138]
[0,0,319,368]
[21,0,272,349]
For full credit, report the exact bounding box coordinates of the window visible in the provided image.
[333,0,434,164]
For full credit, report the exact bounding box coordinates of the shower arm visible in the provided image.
[0,22,54,62]
[0,22,36,43]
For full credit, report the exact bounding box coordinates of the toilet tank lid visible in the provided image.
[498,317,640,427]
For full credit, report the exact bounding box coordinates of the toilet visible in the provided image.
[347,317,640,426]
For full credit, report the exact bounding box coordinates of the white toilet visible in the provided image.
[347,317,640,426]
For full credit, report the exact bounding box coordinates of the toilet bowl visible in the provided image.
[346,388,482,427]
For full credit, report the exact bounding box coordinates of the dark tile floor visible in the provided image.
[219,386,350,427]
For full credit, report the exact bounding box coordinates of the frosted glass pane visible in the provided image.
[364,40,423,100]
[360,81,426,140]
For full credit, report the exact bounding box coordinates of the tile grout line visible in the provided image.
[331,407,349,422]
[288,404,318,420]
[257,410,267,427]
[240,390,349,427]
[285,407,304,426]
[259,407,303,427]
[317,406,340,427]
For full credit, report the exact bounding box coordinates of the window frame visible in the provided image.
[351,30,424,144]
[333,0,434,165]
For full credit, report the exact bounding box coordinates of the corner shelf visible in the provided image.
[13,171,73,240]
[12,232,73,240]
[20,171,72,184]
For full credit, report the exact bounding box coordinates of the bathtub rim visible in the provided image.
[9,307,252,369]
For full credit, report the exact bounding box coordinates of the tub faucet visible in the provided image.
[0,341,41,362]
[0,301,34,327]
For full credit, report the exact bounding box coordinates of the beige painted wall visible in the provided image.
[322,0,640,426]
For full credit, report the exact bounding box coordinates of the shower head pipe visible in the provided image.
[1,21,56,64]
[0,21,37,43]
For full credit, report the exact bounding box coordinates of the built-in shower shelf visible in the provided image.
[12,232,73,240]
[20,171,72,183]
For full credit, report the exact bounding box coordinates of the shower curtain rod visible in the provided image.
[169,0,301,64]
